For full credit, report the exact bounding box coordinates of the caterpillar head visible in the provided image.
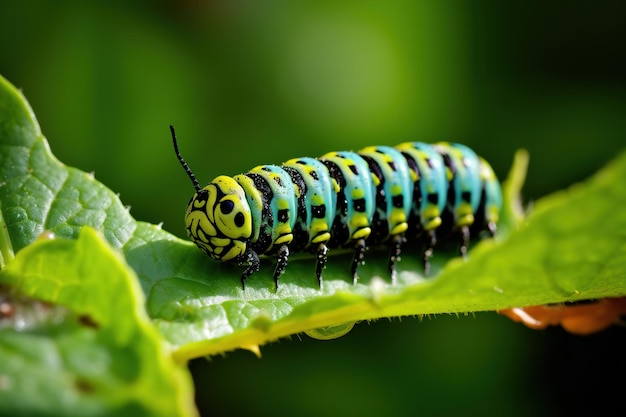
[185,176,252,262]
[171,126,252,262]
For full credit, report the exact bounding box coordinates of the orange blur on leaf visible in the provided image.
[498,297,626,335]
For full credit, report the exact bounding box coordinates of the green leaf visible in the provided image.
[1,72,625,366]
[0,227,197,417]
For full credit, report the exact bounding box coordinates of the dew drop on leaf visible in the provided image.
[304,321,356,340]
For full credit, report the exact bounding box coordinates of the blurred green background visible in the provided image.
[1,1,624,416]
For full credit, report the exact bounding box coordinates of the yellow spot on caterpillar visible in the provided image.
[351,188,364,200]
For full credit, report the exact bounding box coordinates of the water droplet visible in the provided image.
[304,321,356,340]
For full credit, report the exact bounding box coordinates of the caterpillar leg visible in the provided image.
[315,243,329,288]
[423,230,436,276]
[273,244,290,290]
[388,235,404,284]
[487,221,497,238]
[240,248,261,290]
[350,238,367,285]
[459,225,470,259]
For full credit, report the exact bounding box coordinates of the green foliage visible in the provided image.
[1,69,625,415]
[0,227,197,417]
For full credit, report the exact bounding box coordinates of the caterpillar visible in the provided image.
[170,126,502,289]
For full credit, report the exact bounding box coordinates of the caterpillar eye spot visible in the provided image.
[220,199,235,214]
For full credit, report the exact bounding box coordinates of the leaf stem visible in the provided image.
[0,202,15,269]
[500,148,529,234]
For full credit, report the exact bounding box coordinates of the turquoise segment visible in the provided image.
[321,150,375,240]
[396,142,447,229]
[436,142,482,218]
[248,164,297,247]
[358,146,413,233]
[283,157,337,245]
